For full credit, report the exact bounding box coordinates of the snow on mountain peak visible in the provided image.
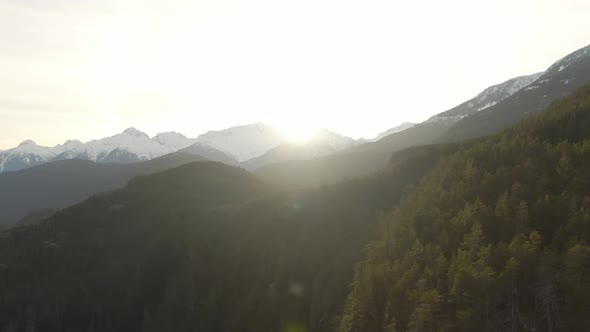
[50,139,84,155]
[196,123,286,162]
[54,128,175,162]
[122,127,150,138]
[13,141,54,156]
[153,132,197,150]
[425,72,543,125]
[63,139,83,146]
[0,140,57,172]
[18,139,37,146]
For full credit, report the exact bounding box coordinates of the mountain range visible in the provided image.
[3,72,590,331]
[0,60,557,175]
[256,43,590,188]
[241,129,359,170]
[3,44,590,178]
[442,44,590,142]
[0,44,589,223]
[0,123,361,173]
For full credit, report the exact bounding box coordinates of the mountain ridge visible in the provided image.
[242,128,358,170]
[0,124,286,172]
[255,43,590,189]
[0,152,209,226]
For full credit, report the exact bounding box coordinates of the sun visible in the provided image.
[280,125,317,144]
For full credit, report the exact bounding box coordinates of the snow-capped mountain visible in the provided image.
[196,123,285,162]
[0,140,60,172]
[368,71,544,157]
[153,132,197,150]
[373,122,415,141]
[54,127,176,163]
[0,124,287,172]
[444,43,590,142]
[241,128,357,170]
[426,72,543,125]
[50,140,83,155]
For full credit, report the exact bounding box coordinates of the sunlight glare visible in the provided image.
[280,125,317,143]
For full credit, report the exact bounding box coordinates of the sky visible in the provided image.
[1,0,589,148]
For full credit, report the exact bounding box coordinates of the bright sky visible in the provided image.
[1,0,589,148]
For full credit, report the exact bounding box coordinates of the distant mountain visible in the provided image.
[444,43,590,141]
[0,152,208,226]
[153,132,198,150]
[426,72,543,125]
[242,129,357,170]
[373,122,415,141]
[99,148,144,164]
[255,73,543,188]
[256,44,590,189]
[372,72,543,151]
[179,142,238,165]
[50,139,84,154]
[0,124,287,173]
[196,123,285,162]
[0,140,60,172]
[0,129,188,173]
[370,71,544,154]
[54,127,176,163]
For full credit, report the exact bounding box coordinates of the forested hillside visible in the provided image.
[3,82,590,332]
[0,153,209,226]
[340,84,590,332]
[0,143,455,331]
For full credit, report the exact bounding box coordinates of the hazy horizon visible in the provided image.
[1,0,589,149]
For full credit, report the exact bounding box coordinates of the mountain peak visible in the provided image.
[122,127,149,138]
[196,123,285,162]
[153,131,196,149]
[154,131,187,139]
[18,139,37,146]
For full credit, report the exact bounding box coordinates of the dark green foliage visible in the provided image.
[0,143,449,331]
[4,82,590,331]
[340,84,590,332]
